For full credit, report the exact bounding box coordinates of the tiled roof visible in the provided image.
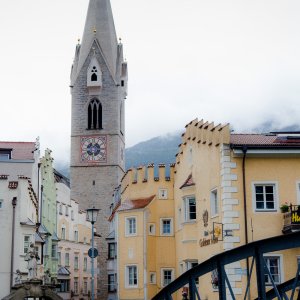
[117,195,155,212]
[180,174,195,189]
[230,134,300,147]
[0,142,35,160]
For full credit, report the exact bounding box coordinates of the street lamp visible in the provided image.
[87,207,100,300]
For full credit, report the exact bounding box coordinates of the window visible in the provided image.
[84,280,88,294]
[149,272,156,284]
[149,223,156,235]
[83,237,87,244]
[108,274,116,292]
[83,257,87,271]
[74,278,79,294]
[254,183,277,211]
[161,269,174,287]
[65,253,70,266]
[24,235,31,254]
[186,261,199,284]
[126,265,138,288]
[0,149,11,160]
[126,217,137,236]
[264,256,282,285]
[71,210,74,220]
[51,244,57,259]
[59,204,62,215]
[160,218,173,236]
[210,189,219,216]
[183,196,196,221]
[61,227,66,240]
[58,252,61,265]
[91,66,98,81]
[57,279,70,292]
[159,188,168,200]
[0,199,3,209]
[74,230,78,242]
[65,206,69,216]
[108,243,116,259]
[88,99,102,130]
[74,256,79,270]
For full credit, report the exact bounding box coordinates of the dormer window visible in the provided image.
[87,58,102,88]
[0,149,12,161]
[91,66,98,81]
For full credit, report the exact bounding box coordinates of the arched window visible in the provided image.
[91,66,98,81]
[88,99,102,130]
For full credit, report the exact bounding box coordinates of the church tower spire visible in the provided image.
[70,0,127,298]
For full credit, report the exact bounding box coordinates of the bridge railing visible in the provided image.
[152,231,300,300]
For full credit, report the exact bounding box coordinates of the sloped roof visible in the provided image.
[54,169,70,188]
[180,174,195,189]
[117,195,155,212]
[58,266,71,276]
[230,134,300,147]
[0,142,35,160]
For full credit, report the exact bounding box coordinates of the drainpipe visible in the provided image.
[242,146,251,299]
[10,197,17,290]
[143,210,148,300]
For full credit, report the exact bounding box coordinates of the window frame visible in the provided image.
[74,256,79,270]
[125,216,137,237]
[125,265,138,288]
[0,199,3,209]
[264,254,283,285]
[23,235,31,254]
[108,273,116,292]
[108,242,116,259]
[210,188,219,217]
[183,196,197,222]
[83,256,88,271]
[160,218,173,236]
[65,252,70,267]
[161,268,175,287]
[252,182,278,212]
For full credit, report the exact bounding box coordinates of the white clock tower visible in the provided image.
[70,0,127,298]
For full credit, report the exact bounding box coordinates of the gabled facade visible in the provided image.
[0,140,42,299]
[40,149,59,282]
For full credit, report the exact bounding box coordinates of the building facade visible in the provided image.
[0,141,42,299]
[69,0,127,298]
[55,170,96,300]
[109,164,176,300]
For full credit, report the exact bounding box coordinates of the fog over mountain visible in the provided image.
[54,122,300,178]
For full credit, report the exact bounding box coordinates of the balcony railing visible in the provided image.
[282,205,300,234]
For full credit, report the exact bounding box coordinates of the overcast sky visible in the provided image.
[0,0,300,166]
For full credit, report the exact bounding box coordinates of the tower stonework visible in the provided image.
[70,0,127,298]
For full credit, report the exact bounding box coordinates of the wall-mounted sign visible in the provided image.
[202,209,208,227]
[292,211,300,223]
[199,237,218,247]
[213,222,223,241]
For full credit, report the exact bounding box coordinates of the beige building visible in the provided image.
[55,170,96,300]
[110,165,176,300]
[112,118,300,299]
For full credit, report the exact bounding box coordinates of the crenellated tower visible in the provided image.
[70,0,127,298]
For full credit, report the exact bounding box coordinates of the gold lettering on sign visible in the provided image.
[292,212,300,223]
[199,237,218,247]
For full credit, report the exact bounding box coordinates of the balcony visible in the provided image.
[282,205,300,234]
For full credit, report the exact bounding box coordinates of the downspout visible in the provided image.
[10,197,17,290]
[40,185,44,265]
[38,163,41,223]
[143,210,148,300]
[242,146,250,299]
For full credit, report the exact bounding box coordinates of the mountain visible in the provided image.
[125,133,181,170]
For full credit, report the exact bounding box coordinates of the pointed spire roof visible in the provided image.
[76,0,118,80]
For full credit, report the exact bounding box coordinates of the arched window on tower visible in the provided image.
[91,66,98,82]
[88,99,102,130]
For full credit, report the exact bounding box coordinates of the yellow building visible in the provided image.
[174,118,300,299]
[112,164,176,300]
[113,118,300,299]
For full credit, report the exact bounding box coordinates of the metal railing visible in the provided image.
[152,232,300,300]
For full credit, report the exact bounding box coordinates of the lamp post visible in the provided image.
[86,207,99,300]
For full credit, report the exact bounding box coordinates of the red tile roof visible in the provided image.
[180,174,195,189]
[230,134,300,147]
[0,142,36,160]
[117,195,155,212]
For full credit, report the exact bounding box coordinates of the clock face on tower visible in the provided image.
[80,135,107,163]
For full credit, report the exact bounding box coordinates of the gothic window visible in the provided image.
[88,99,102,130]
[91,66,98,82]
